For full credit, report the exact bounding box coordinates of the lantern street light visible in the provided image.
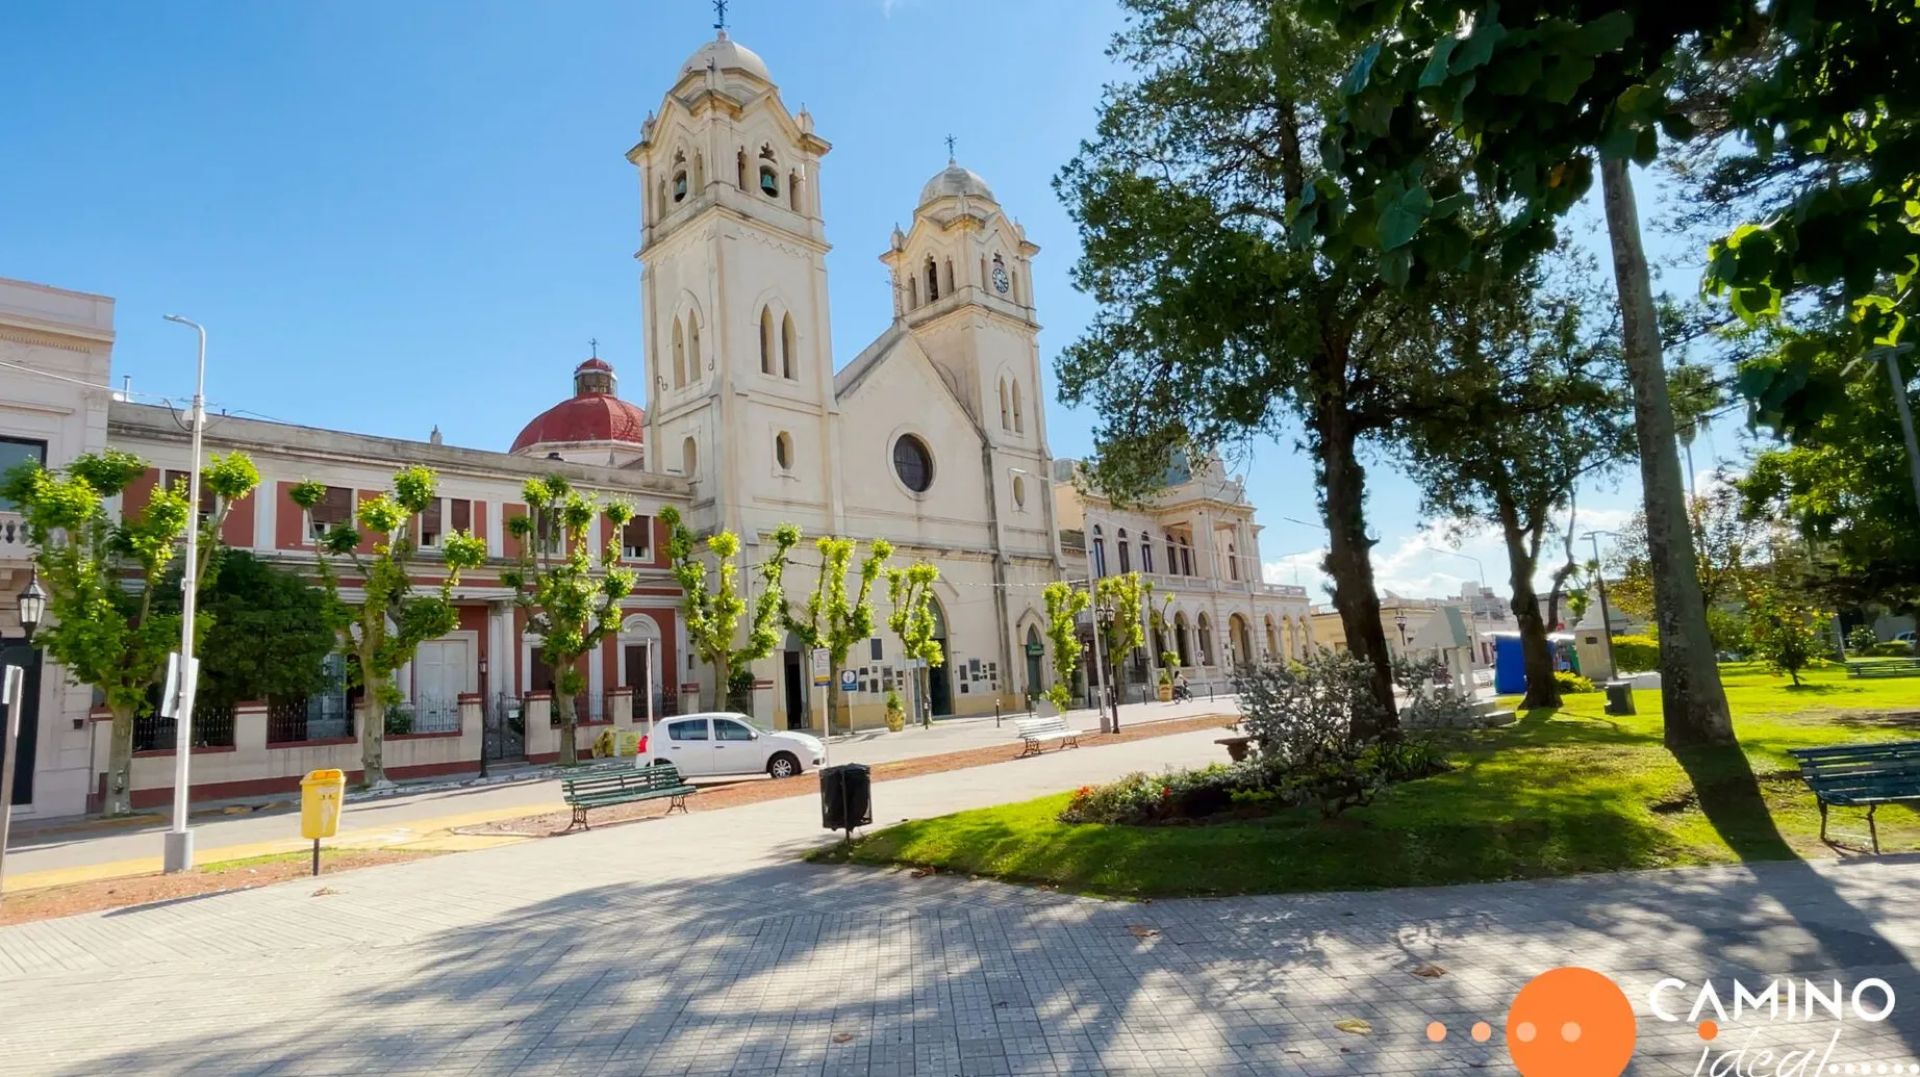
[1394,609,1409,651]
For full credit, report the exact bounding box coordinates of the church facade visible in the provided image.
[620,32,1063,727]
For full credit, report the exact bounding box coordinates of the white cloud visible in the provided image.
[1263,546,1327,597]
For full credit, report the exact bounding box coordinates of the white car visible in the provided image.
[640,712,824,779]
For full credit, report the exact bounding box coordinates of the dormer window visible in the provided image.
[759,167,779,198]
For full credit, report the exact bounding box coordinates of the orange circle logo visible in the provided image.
[1507,967,1637,1077]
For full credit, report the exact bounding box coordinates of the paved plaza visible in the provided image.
[4,729,1920,1077]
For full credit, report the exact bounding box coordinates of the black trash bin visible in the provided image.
[1604,680,1637,716]
[819,763,872,837]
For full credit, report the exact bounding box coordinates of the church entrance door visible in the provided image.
[926,598,952,718]
[782,651,806,731]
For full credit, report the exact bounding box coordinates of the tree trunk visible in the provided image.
[105,702,136,816]
[1314,413,1397,730]
[710,655,729,712]
[359,638,388,787]
[1599,158,1735,748]
[554,688,578,766]
[825,662,843,735]
[1497,500,1562,711]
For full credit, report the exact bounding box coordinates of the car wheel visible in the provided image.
[767,752,800,779]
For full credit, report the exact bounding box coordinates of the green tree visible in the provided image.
[779,535,892,734]
[291,468,485,786]
[1041,582,1091,712]
[658,506,791,710]
[3,450,259,814]
[884,560,944,728]
[1609,481,1765,633]
[1055,1,1474,724]
[1846,624,1880,655]
[1094,572,1151,705]
[152,549,335,710]
[1298,0,1743,746]
[502,475,637,765]
[1747,585,1827,687]
[1395,261,1633,709]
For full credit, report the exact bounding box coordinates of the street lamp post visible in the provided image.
[1,573,48,903]
[1394,609,1409,651]
[161,314,208,873]
[1581,531,1619,680]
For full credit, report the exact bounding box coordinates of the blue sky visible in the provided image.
[0,0,1733,605]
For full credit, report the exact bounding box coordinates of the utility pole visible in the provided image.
[161,314,208,874]
[1086,567,1110,735]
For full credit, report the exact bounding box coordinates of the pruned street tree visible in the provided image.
[1093,572,1151,722]
[659,506,791,711]
[292,467,485,786]
[503,474,638,765]
[885,560,944,728]
[779,534,892,735]
[3,450,259,813]
[1041,581,1091,712]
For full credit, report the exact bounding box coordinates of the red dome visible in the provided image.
[512,358,644,452]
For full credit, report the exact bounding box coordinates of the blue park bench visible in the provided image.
[1787,741,1920,853]
[1846,659,1920,679]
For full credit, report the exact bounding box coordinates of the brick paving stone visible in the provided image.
[4,732,1920,1076]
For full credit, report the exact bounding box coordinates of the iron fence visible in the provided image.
[134,698,236,752]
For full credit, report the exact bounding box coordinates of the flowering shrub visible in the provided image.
[1061,762,1282,825]
[1554,671,1596,694]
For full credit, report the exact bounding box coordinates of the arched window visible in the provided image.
[1091,525,1107,578]
[998,379,1010,430]
[682,437,698,480]
[673,170,688,203]
[1266,616,1279,658]
[1141,537,1154,575]
[781,313,797,380]
[1117,529,1132,574]
[775,431,793,471]
[672,319,687,388]
[925,257,939,302]
[1198,615,1214,666]
[1165,538,1177,576]
[737,148,748,190]
[759,166,779,198]
[1228,542,1240,581]
[1174,612,1191,667]
[1180,537,1194,577]
[1011,380,1024,434]
[789,170,802,212]
[759,308,775,375]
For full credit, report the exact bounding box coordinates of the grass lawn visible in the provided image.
[821,662,1920,898]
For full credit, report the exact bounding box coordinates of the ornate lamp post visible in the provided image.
[1,572,48,902]
[1394,609,1409,651]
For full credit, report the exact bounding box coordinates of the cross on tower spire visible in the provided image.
[945,134,956,161]
[589,337,599,358]
[712,0,728,31]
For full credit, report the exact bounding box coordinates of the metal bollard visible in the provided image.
[995,702,1002,727]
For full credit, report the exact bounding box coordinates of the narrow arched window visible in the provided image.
[1142,537,1154,575]
[759,308,774,375]
[789,170,801,212]
[1011,380,1024,434]
[781,313,797,380]
[1091,525,1107,578]
[673,171,688,203]
[737,148,748,190]
[998,379,1010,430]
[1228,542,1240,581]
[775,431,793,471]
[1118,529,1132,574]
[1166,538,1177,575]
[925,257,939,302]
[944,258,955,296]
[672,319,687,388]
[682,437,698,480]
[909,275,919,308]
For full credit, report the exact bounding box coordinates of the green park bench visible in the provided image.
[1787,741,1920,853]
[561,764,696,832]
[1846,659,1920,679]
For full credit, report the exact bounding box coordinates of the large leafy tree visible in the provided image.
[1298,0,1749,746]
[4,450,259,814]
[1055,0,1471,723]
[152,549,335,710]
[779,535,892,734]
[503,475,637,765]
[885,561,945,727]
[1609,479,1767,632]
[292,468,485,786]
[1396,266,1633,708]
[659,507,790,710]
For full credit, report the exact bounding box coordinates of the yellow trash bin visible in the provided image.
[300,769,346,874]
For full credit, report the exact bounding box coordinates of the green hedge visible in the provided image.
[1611,635,1660,673]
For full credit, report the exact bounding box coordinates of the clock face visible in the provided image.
[991,265,1010,294]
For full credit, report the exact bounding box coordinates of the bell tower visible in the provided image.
[628,29,837,537]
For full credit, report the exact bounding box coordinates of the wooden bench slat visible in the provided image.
[561,763,696,831]
[1788,741,1920,853]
